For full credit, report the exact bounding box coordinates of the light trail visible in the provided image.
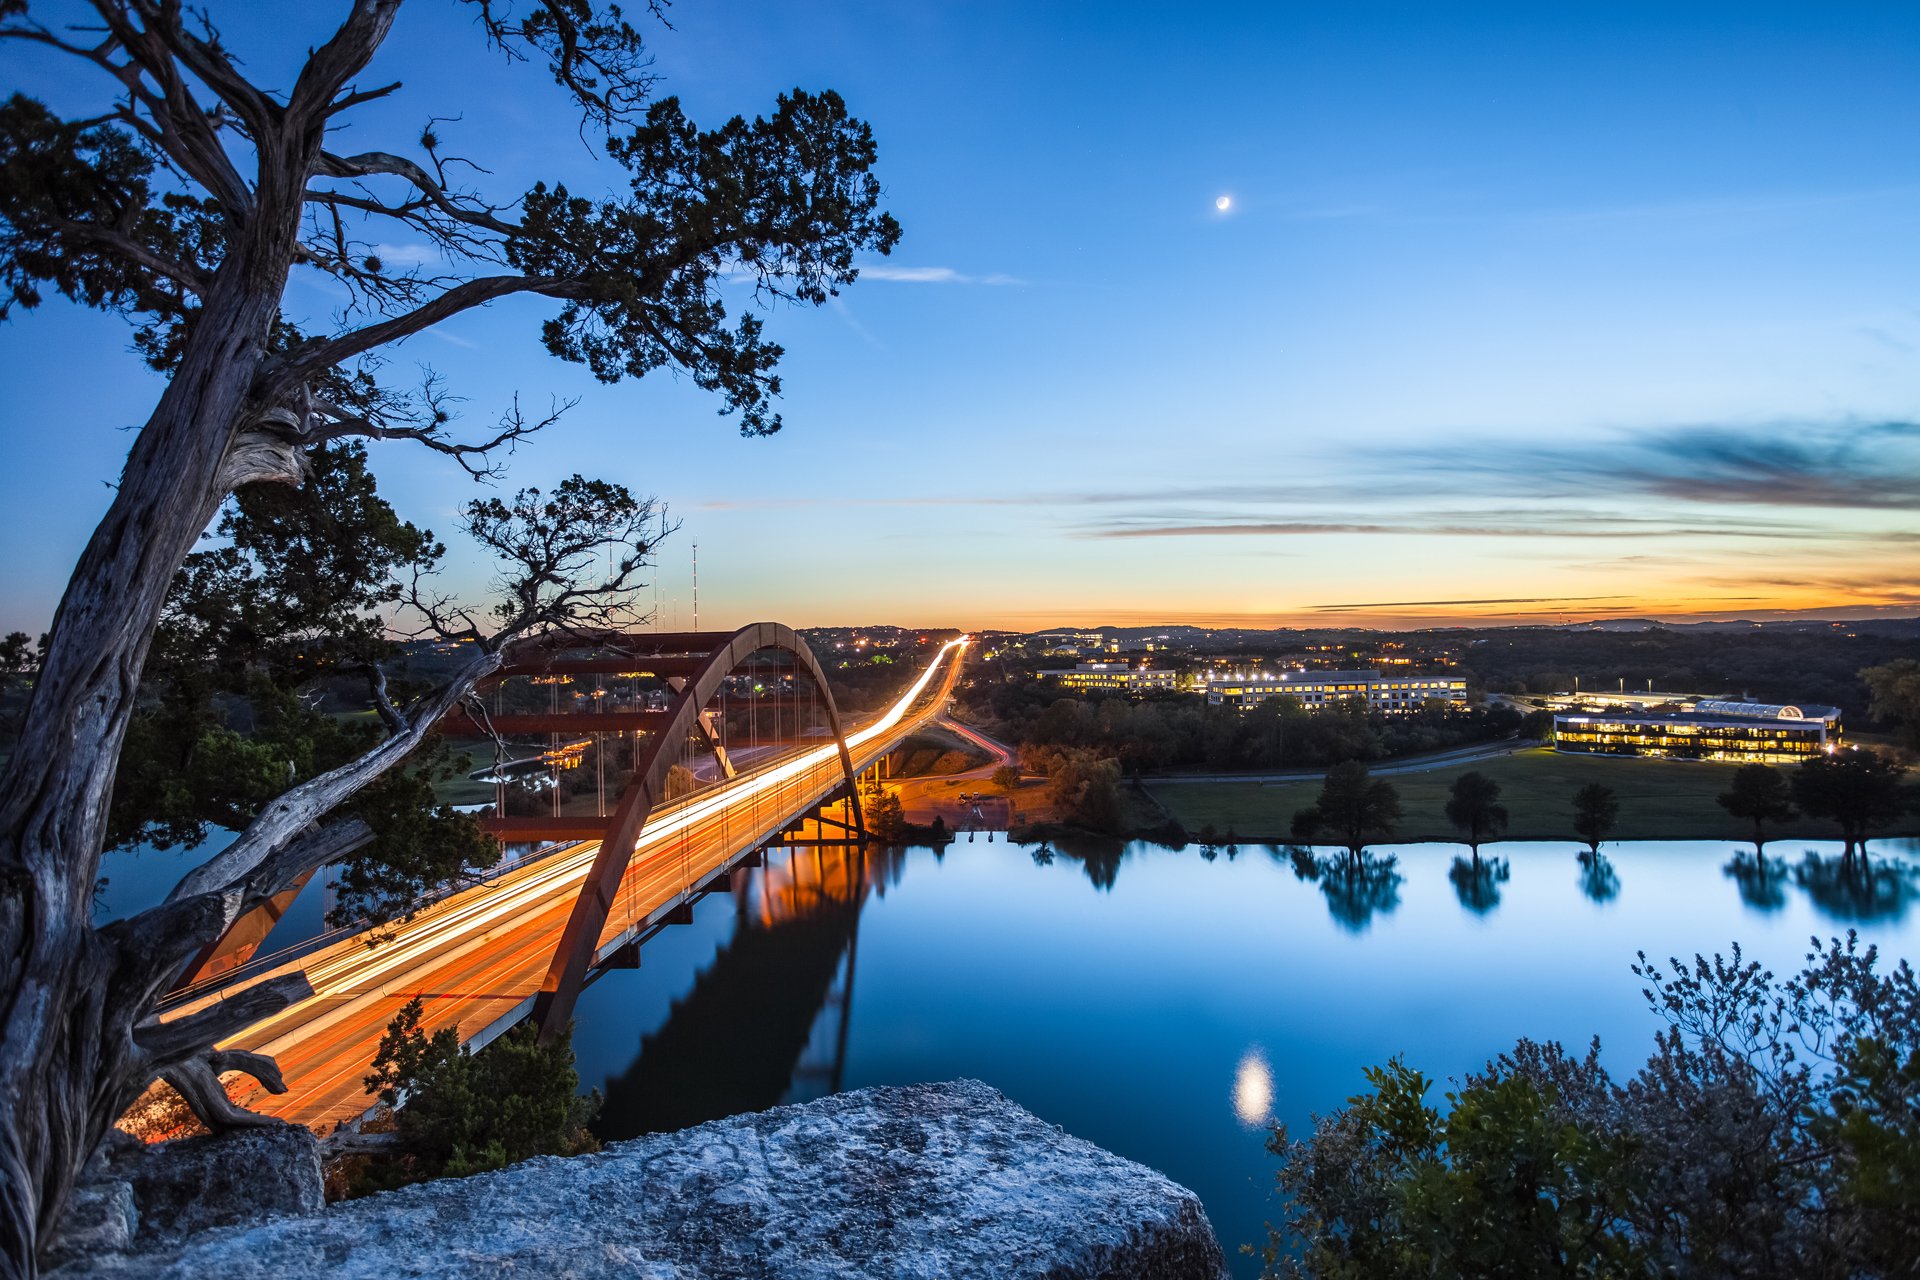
[158,637,970,1127]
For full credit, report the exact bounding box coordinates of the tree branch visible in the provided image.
[270,274,586,391]
[133,971,314,1064]
[162,650,506,908]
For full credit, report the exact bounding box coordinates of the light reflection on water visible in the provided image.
[1232,1046,1274,1130]
[569,834,1919,1277]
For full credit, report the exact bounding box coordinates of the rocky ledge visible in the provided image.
[62,1079,1228,1279]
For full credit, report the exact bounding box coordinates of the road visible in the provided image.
[161,638,969,1129]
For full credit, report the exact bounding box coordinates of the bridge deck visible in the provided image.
[156,640,966,1130]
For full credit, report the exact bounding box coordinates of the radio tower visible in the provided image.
[692,541,699,633]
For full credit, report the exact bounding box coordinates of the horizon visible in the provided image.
[5,2,1919,634]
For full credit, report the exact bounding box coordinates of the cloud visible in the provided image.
[1085,516,1834,541]
[1408,419,1920,511]
[369,243,441,268]
[856,265,1024,285]
[1309,594,1628,611]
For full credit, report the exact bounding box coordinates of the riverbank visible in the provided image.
[1145,747,1920,844]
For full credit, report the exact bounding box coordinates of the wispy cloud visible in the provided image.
[1085,516,1837,542]
[1310,594,1628,611]
[1405,419,1920,511]
[856,264,1024,286]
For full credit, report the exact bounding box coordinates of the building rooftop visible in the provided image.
[1556,706,1842,730]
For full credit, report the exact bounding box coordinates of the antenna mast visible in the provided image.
[692,541,699,633]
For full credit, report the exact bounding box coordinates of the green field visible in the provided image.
[1146,748,1919,844]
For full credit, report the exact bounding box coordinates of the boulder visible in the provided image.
[113,1123,324,1246]
[42,1182,136,1271]
[60,1079,1227,1279]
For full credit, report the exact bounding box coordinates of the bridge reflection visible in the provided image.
[595,838,907,1140]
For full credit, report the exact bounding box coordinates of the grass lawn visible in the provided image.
[1145,747,1919,844]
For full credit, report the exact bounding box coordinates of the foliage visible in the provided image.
[1259,935,1920,1279]
[990,764,1021,794]
[861,780,908,843]
[971,685,1524,776]
[1859,658,1920,749]
[1571,783,1618,853]
[1443,770,1508,853]
[1791,748,1912,853]
[1292,761,1401,858]
[358,997,599,1190]
[1716,763,1796,854]
[1025,746,1123,832]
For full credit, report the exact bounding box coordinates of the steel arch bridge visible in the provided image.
[456,622,868,1041]
[158,627,969,1129]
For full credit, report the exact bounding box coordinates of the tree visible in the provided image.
[1259,938,1920,1280]
[1791,748,1911,856]
[359,997,597,1189]
[1292,761,1401,863]
[1860,659,1920,749]
[1443,770,1508,859]
[990,764,1021,795]
[1571,783,1618,854]
[1040,748,1122,833]
[0,4,899,1268]
[1717,763,1797,855]
[860,780,908,843]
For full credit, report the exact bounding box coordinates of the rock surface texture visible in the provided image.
[60,1080,1228,1279]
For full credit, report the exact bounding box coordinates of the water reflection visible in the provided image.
[594,842,899,1141]
[1578,850,1620,904]
[1283,846,1403,933]
[1448,855,1510,915]
[1793,849,1918,923]
[1231,1047,1274,1129]
[1724,851,1788,912]
[564,834,1920,1280]
[1051,835,1126,892]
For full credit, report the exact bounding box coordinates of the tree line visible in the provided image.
[965,684,1540,776]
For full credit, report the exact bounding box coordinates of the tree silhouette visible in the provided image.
[1571,784,1619,854]
[1717,764,1797,856]
[1444,771,1509,861]
[1292,761,1402,864]
[1790,749,1910,857]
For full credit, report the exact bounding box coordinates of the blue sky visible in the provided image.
[3,1,1918,633]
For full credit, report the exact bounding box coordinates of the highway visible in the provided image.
[160,638,969,1129]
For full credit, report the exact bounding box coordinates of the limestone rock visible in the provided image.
[115,1123,325,1246]
[61,1079,1227,1279]
[43,1182,136,1270]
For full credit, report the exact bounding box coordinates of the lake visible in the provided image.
[564,833,1920,1276]
[99,829,1920,1274]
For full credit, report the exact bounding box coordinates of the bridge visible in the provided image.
[154,626,969,1129]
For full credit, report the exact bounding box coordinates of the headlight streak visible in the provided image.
[176,639,970,1049]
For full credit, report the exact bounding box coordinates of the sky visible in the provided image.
[3,1,1919,634]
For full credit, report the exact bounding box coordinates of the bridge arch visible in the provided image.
[523,622,865,1042]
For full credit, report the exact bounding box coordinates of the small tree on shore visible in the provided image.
[1292,762,1401,863]
[1717,763,1797,856]
[990,764,1021,795]
[860,780,908,843]
[1790,749,1910,857]
[359,997,597,1191]
[1571,783,1619,854]
[1443,771,1508,861]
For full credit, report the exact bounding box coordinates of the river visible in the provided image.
[97,829,1919,1274]
[565,833,1920,1276]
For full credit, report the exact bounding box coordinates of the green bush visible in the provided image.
[355,998,599,1191]
[1258,935,1920,1278]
